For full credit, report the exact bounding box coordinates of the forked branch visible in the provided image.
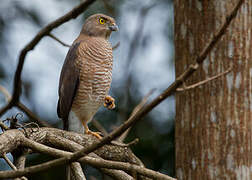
[0,0,244,178]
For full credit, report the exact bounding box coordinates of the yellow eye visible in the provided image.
[99,18,105,24]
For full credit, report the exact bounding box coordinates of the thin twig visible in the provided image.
[112,42,120,50]
[0,85,11,101]
[13,150,29,180]
[2,153,17,170]
[0,0,96,117]
[130,89,155,118]
[0,0,244,178]
[48,33,71,47]
[111,138,139,147]
[118,89,155,142]
[0,121,9,131]
[16,102,51,127]
[0,84,51,127]
[117,3,155,136]
[22,136,171,180]
[92,119,108,136]
[176,66,232,91]
[47,133,134,180]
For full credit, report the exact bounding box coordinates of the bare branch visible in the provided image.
[13,151,28,170]
[112,42,120,50]
[3,153,17,170]
[23,130,170,180]
[70,162,86,180]
[0,0,96,117]
[2,153,28,180]
[0,121,9,131]
[45,134,134,180]
[176,66,232,91]
[91,119,108,136]
[0,84,51,127]
[0,0,244,179]
[0,0,244,176]
[0,128,166,179]
[48,33,71,47]
[16,102,51,127]
[118,89,154,142]
[111,138,139,147]
[0,85,11,101]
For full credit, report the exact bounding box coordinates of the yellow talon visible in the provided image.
[85,130,103,139]
[83,121,103,139]
[104,96,115,109]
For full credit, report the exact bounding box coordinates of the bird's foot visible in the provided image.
[104,96,115,109]
[86,130,103,139]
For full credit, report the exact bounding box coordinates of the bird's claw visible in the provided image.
[104,96,115,109]
[85,130,103,139]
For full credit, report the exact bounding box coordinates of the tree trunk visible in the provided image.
[175,0,251,179]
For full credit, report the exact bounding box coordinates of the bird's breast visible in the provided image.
[72,39,113,112]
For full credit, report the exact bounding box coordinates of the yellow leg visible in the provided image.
[82,122,102,139]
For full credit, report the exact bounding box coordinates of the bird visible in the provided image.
[57,13,118,139]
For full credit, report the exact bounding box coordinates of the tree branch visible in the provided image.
[2,153,17,170]
[0,0,244,178]
[2,153,28,180]
[176,66,232,91]
[48,33,71,47]
[0,0,96,117]
[0,128,169,180]
[42,133,135,180]
[0,84,51,127]
[118,89,154,142]
[69,162,86,180]
[112,42,120,50]
[13,151,28,180]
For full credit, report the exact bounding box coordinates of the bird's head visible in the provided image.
[81,14,118,39]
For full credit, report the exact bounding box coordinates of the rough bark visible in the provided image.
[175,0,251,179]
[0,128,162,180]
[0,128,141,164]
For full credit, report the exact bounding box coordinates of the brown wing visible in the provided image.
[57,42,81,130]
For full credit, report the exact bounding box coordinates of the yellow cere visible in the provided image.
[99,18,106,24]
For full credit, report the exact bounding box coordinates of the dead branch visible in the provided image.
[118,4,154,127]
[0,0,244,178]
[112,138,139,147]
[13,151,28,180]
[3,153,17,170]
[91,119,108,136]
[43,132,135,180]
[118,89,155,142]
[0,85,11,100]
[16,103,51,127]
[0,84,51,127]
[0,121,9,131]
[0,128,171,180]
[176,66,232,91]
[48,33,71,47]
[0,0,96,117]
[112,42,120,50]
[69,162,86,180]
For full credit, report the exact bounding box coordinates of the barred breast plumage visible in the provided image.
[71,36,113,122]
[57,13,118,140]
[57,13,118,180]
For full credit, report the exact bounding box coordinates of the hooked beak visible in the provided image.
[109,24,119,31]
